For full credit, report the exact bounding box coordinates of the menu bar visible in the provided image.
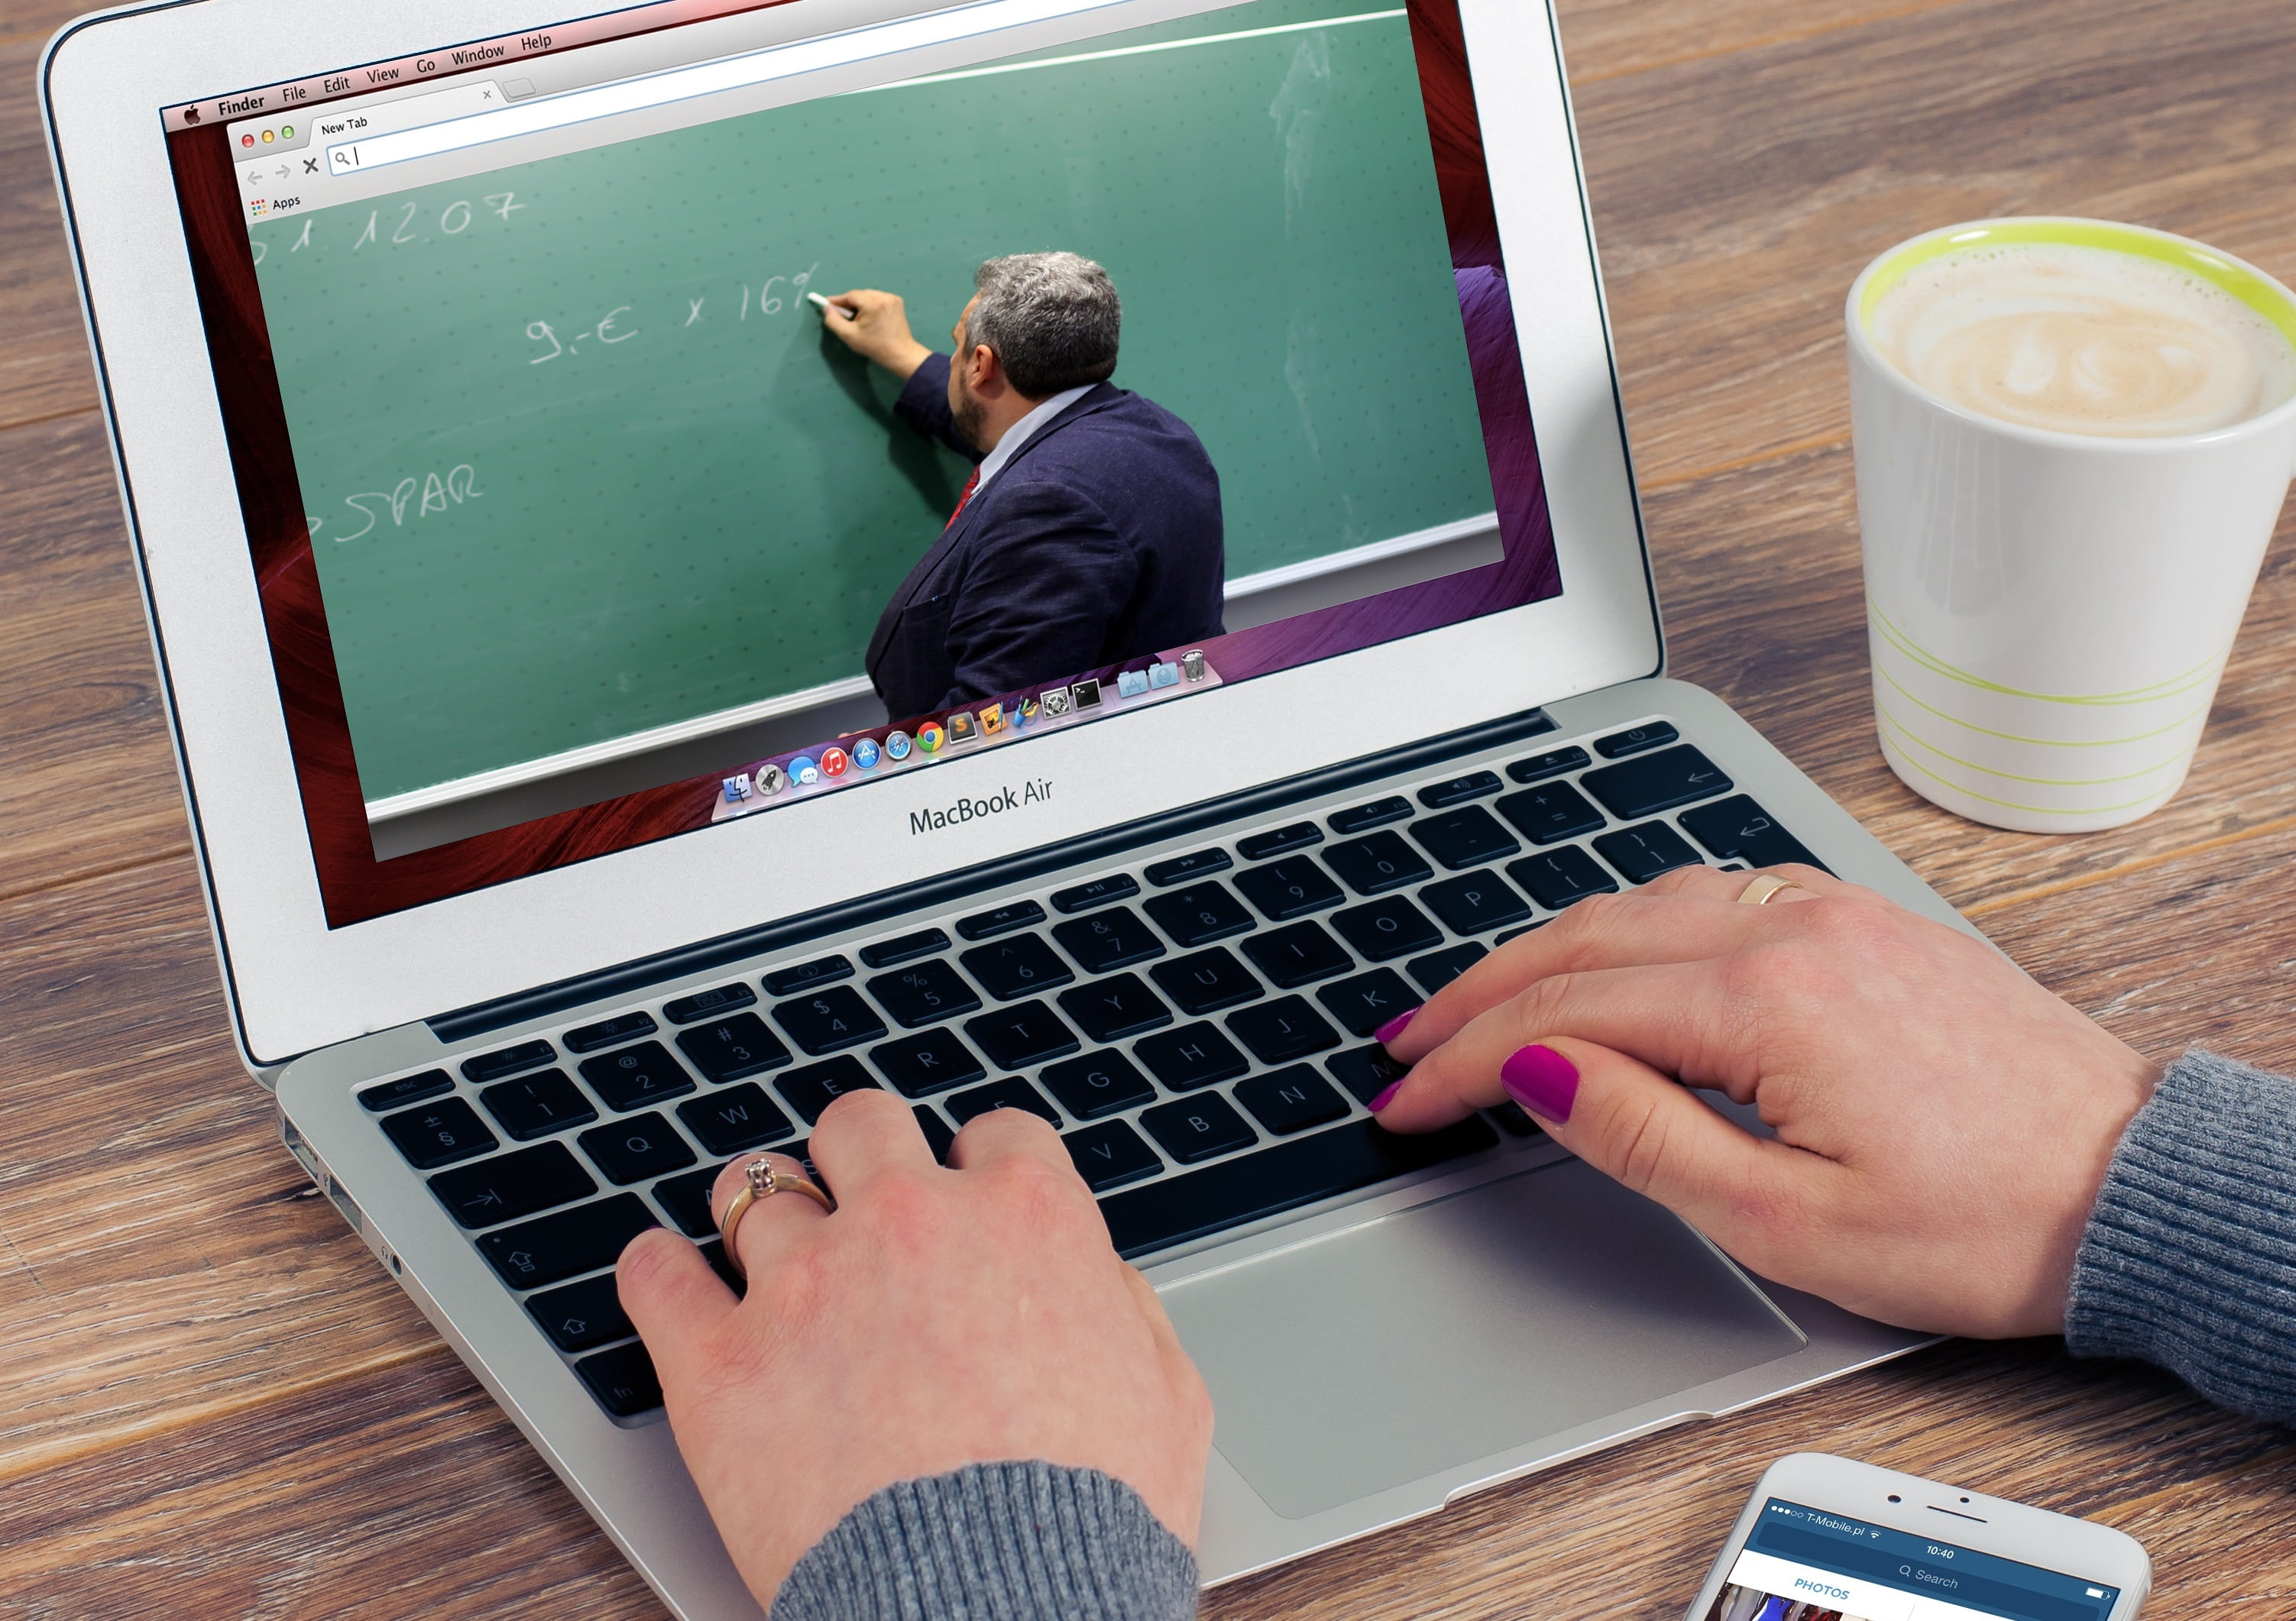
[162,0,794,131]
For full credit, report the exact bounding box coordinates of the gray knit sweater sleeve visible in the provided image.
[2067,1047,2296,1424]
[769,1461,1199,1621]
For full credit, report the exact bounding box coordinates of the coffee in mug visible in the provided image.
[1845,219,2296,833]
[1868,241,2296,437]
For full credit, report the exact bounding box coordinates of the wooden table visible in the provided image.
[5,0,2294,1612]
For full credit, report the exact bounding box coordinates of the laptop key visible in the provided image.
[1226,997,1341,1064]
[575,1341,663,1417]
[674,1013,792,1082]
[1145,849,1232,885]
[361,1069,451,1111]
[1241,921,1353,988]
[1595,821,1704,885]
[945,1076,1063,1128]
[1420,869,1532,935]
[1417,770,1504,808]
[1098,1116,1500,1260]
[562,1011,657,1054]
[868,960,983,1029]
[961,934,1075,1001]
[676,1083,795,1155]
[1040,1052,1158,1121]
[1581,744,1733,820]
[1495,921,1546,945]
[1594,721,1679,759]
[1235,821,1323,861]
[1409,805,1520,871]
[652,1163,726,1238]
[1135,1023,1252,1092]
[1143,882,1255,947]
[527,1273,634,1353]
[1326,1044,1409,1105]
[859,929,950,969]
[1408,941,1488,996]
[964,1001,1081,1070]
[776,1056,881,1124]
[481,1069,598,1141]
[1679,794,1831,872]
[429,1141,596,1229]
[382,1098,497,1170]
[578,1112,698,1185]
[1507,847,1620,910]
[1150,948,1263,1016]
[1139,1094,1256,1164]
[1330,895,1443,962]
[1063,1120,1163,1192]
[911,1105,957,1163]
[956,900,1045,940]
[479,1192,658,1291]
[1051,907,1166,974]
[1233,855,1343,921]
[1489,1100,1545,1137]
[1235,1066,1351,1135]
[461,1040,555,1084]
[1057,973,1173,1043]
[1495,782,1605,845]
[772,987,888,1055]
[661,983,757,1024]
[869,1027,988,1098]
[1316,969,1418,1037]
[1323,831,1433,896]
[1049,875,1139,914]
[763,955,853,996]
[579,1041,696,1111]
[1328,796,1412,833]
[1507,745,1591,784]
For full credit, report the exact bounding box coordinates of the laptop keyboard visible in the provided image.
[354,720,1826,1420]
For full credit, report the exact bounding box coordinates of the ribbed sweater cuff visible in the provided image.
[2067,1047,2296,1425]
[769,1461,1200,1621]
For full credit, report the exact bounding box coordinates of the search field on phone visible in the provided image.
[321,0,1129,174]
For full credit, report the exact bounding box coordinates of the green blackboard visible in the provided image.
[251,0,1495,803]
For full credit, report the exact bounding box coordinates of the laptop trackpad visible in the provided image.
[1158,1159,1805,1519]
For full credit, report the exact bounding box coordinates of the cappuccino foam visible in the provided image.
[1870,241,2296,436]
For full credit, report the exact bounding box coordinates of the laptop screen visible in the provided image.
[161,0,1560,926]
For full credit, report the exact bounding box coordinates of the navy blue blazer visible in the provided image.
[864,353,1226,723]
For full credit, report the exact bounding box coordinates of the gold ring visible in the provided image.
[717,1155,834,1278]
[1734,874,1802,906]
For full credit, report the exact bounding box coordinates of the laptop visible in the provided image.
[42,0,1948,1610]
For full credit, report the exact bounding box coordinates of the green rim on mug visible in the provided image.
[1856,218,2296,352]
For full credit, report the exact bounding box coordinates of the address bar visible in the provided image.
[325,0,1130,174]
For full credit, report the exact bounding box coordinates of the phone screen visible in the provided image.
[1708,1499,2123,1621]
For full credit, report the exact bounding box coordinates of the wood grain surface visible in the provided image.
[2,0,2293,1615]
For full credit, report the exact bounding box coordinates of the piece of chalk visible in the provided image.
[806,291,855,320]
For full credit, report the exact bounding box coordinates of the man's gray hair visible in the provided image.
[967,251,1122,398]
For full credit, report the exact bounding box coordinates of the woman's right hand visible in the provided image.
[1371,863,2156,1338]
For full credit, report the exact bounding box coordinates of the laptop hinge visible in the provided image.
[426,707,1556,1045]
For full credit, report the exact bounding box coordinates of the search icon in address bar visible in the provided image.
[323,0,1131,175]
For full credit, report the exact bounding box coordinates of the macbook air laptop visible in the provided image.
[43,0,1946,1610]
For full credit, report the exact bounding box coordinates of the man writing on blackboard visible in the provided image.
[819,251,1226,724]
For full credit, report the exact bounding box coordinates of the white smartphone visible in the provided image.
[1684,1453,2151,1621]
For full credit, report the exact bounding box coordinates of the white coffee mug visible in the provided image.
[1845,218,2296,833]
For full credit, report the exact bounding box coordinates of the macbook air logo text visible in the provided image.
[909,780,1051,834]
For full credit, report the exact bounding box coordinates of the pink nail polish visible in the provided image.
[1500,1044,1579,1124]
[1372,1006,1419,1044]
[1367,1080,1404,1113]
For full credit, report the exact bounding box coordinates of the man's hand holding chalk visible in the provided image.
[815,287,934,381]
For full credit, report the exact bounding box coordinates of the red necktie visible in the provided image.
[946,468,980,530]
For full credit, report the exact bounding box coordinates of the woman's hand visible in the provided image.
[1372,864,2156,1338]
[617,1090,1212,1607]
